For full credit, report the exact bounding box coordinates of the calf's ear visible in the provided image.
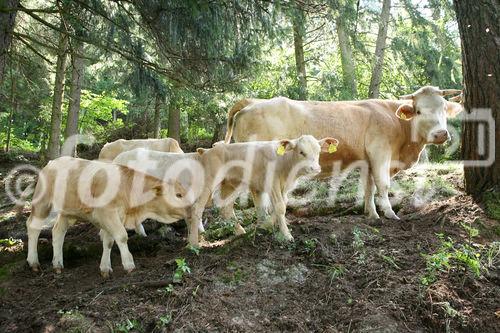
[319,137,339,153]
[197,148,207,155]
[445,101,463,118]
[277,139,296,155]
[395,104,415,120]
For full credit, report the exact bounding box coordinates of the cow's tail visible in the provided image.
[224,99,254,143]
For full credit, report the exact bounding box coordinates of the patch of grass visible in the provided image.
[483,191,500,220]
[58,310,94,333]
[302,238,318,255]
[157,313,172,328]
[378,250,401,270]
[420,233,483,286]
[221,261,247,286]
[116,318,143,333]
[327,264,346,282]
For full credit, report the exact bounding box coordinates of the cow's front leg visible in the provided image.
[363,172,379,219]
[370,155,399,220]
[219,181,245,235]
[270,188,293,241]
[52,214,70,273]
[99,229,115,278]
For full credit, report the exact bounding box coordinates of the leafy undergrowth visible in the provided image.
[0,162,499,332]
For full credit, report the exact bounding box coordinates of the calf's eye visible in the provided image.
[176,193,183,198]
[300,151,306,157]
[416,110,421,115]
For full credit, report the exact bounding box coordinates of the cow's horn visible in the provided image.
[439,89,462,96]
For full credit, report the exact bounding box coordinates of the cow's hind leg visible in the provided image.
[26,215,45,271]
[52,214,70,273]
[363,172,379,219]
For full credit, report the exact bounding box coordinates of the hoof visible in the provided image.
[100,269,112,278]
[234,224,246,235]
[384,210,400,220]
[126,268,135,274]
[29,263,40,272]
[54,267,62,274]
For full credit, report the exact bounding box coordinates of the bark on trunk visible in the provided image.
[167,97,180,142]
[4,59,16,152]
[153,93,163,138]
[292,7,307,100]
[47,28,68,160]
[64,40,84,156]
[454,0,499,197]
[336,15,357,98]
[0,0,19,86]
[368,0,391,98]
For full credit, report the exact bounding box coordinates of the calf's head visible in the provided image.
[397,86,462,144]
[278,135,339,175]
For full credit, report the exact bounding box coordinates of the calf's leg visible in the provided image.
[26,215,44,271]
[269,187,293,241]
[99,229,115,278]
[98,212,135,273]
[52,214,70,273]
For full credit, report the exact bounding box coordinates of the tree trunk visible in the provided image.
[368,0,391,98]
[0,0,19,86]
[64,40,84,156]
[336,15,357,98]
[47,28,68,160]
[4,57,16,152]
[167,97,180,142]
[454,0,499,197]
[152,93,163,138]
[292,6,307,100]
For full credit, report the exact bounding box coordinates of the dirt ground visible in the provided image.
[0,159,499,333]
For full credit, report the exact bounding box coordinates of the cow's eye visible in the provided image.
[176,193,183,198]
[300,151,306,157]
[416,110,421,115]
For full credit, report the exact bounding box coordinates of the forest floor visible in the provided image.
[0,158,499,333]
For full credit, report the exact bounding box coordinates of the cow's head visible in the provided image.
[277,135,339,175]
[396,86,462,144]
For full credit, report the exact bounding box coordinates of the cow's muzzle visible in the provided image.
[431,129,450,144]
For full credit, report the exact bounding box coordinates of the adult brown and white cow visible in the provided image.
[224,86,462,220]
[26,157,189,276]
[98,138,183,161]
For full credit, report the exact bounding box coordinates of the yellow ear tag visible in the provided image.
[328,143,337,154]
[277,144,286,156]
[400,113,407,120]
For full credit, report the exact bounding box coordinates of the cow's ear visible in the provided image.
[446,101,463,118]
[153,184,163,196]
[197,148,207,155]
[396,104,415,120]
[319,137,339,153]
[277,139,295,155]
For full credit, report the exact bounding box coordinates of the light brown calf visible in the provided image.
[26,157,188,276]
[98,138,183,161]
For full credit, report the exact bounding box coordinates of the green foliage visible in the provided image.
[116,319,143,333]
[420,233,483,286]
[78,90,129,138]
[483,192,500,220]
[173,258,191,283]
